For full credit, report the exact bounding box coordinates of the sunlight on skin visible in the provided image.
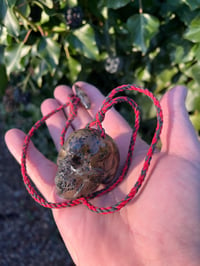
[5,82,200,266]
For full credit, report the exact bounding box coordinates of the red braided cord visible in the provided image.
[21,85,163,213]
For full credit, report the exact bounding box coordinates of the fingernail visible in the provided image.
[74,84,91,109]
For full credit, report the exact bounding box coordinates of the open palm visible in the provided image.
[5,82,200,265]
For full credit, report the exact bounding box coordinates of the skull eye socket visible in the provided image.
[71,155,81,167]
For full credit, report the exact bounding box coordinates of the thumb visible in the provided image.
[160,85,200,159]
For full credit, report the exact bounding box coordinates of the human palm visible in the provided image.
[5,82,200,265]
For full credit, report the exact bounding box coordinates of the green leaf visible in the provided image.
[135,67,151,82]
[193,43,200,60]
[0,45,5,64]
[3,6,20,37]
[68,0,78,7]
[185,86,200,111]
[127,13,159,53]
[168,40,194,64]
[37,37,61,71]
[40,10,50,24]
[176,5,199,26]
[16,0,30,17]
[184,16,200,43]
[67,56,81,82]
[185,62,200,85]
[0,64,8,94]
[183,0,200,10]
[0,26,9,45]
[190,113,200,131]
[32,57,49,87]
[69,24,99,60]
[155,67,178,93]
[33,0,53,9]
[5,42,23,74]
[7,0,17,7]
[107,0,131,9]
[42,0,53,8]
[0,0,7,22]
[5,43,31,75]
[194,96,200,112]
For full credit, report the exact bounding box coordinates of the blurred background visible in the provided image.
[0,0,200,265]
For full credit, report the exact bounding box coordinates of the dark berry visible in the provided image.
[14,88,30,105]
[65,6,83,29]
[13,87,22,103]
[21,91,31,105]
[105,56,122,74]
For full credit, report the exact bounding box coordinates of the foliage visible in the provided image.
[0,0,200,146]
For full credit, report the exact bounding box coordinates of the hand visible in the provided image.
[5,82,200,266]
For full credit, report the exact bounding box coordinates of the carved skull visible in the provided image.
[55,128,120,200]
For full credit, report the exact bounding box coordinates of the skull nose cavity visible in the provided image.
[71,155,81,168]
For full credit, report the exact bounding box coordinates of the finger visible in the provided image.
[73,82,149,156]
[73,81,131,134]
[160,85,200,158]
[41,98,73,151]
[5,129,56,201]
[54,85,92,130]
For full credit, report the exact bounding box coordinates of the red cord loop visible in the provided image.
[21,85,163,214]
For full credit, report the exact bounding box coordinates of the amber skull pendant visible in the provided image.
[55,128,120,200]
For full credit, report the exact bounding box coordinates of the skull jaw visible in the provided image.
[55,173,100,200]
